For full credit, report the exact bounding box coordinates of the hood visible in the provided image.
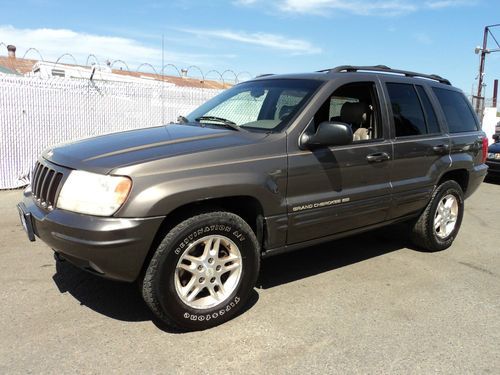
[43,124,266,174]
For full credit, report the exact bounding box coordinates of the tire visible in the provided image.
[142,211,260,331]
[410,180,464,252]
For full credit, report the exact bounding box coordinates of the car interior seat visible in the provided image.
[339,102,371,141]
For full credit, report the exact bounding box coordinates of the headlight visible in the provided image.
[488,153,495,159]
[56,170,132,216]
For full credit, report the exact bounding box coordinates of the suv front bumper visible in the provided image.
[486,159,500,175]
[19,189,164,282]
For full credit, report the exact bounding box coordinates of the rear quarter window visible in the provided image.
[432,88,478,133]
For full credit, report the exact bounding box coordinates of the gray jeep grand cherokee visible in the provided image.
[18,65,488,330]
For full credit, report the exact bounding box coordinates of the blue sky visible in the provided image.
[0,0,499,96]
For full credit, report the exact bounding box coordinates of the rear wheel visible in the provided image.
[142,211,260,331]
[410,180,464,252]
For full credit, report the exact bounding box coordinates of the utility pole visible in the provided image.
[474,24,500,116]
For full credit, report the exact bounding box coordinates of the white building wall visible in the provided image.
[482,107,500,145]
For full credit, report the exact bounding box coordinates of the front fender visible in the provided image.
[118,171,285,217]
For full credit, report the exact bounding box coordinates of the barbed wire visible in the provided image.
[21,48,44,61]
[135,63,162,81]
[205,70,225,86]
[110,59,131,71]
[162,64,182,77]
[186,65,205,82]
[85,54,101,67]
[0,44,254,85]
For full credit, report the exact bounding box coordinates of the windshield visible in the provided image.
[186,79,322,132]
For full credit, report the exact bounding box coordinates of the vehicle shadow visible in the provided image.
[258,224,410,289]
[52,261,153,322]
[51,224,410,330]
[52,259,259,333]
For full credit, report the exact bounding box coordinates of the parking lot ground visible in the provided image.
[0,182,499,374]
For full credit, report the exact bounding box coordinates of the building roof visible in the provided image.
[0,56,230,89]
[0,56,36,75]
[0,63,20,75]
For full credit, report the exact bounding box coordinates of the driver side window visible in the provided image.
[314,82,383,142]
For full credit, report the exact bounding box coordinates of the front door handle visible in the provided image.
[366,152,390,163]
[433,144,449,154]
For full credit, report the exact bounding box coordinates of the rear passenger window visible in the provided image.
[432,88,478,133]
[415,86,440,134]
[386,83,427,137]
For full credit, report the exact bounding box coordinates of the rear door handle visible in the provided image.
[366,152,390,163]
[432,144,449,154]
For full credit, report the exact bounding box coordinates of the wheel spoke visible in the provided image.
[224,253,241,262]
[179,276,196,297]
[202,237,213,259]
[444,197,454,209]
[186,285,202,302]
[207,285,219,301]
[184,254,201,266]
[212,237,221,257]
[434,215,442,230]
[224,261,240,272]
[178,262,194,273]
[217,280,226,295]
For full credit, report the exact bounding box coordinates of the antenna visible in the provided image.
[162,34,165,124]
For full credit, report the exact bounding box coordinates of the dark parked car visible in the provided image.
[486,134,500,176]
[18,65,488,330]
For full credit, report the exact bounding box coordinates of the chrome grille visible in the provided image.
[31,161,63,210]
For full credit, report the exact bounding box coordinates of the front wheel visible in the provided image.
[142,211,260,331]
[410,180,464,252]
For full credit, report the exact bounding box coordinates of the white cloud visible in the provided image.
[233,0,259,4]
[280,0,416,16]
[0,25,231,69]
[424,0,476,9]
[237,0,477,16]
[179,28,322,55]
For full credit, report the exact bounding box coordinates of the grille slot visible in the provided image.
[31,161,64,210]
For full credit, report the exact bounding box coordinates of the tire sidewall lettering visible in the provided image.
[174,225,234,255]
[182,296,241,321]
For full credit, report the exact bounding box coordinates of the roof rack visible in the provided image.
[318,65,451,85]
[255,73,274,78]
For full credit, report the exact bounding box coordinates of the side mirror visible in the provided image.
[300,121,353,149]
[493,133,499,142]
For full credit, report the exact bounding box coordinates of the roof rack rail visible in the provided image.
[255,73,274,78]
[318,65,451,85]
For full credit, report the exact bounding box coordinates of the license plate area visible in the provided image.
[17,203,36,242]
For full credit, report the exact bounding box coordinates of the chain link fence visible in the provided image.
[0,75,222,189]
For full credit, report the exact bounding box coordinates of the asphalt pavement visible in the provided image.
[1,181,499,374]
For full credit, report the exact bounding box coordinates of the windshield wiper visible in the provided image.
[195,116,241,131]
